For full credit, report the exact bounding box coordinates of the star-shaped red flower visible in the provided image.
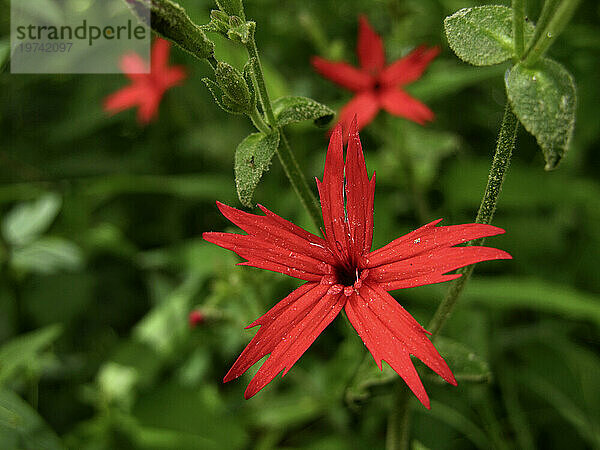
[104,38,186,124]
[312,15,438,135]
[203,120,511,408]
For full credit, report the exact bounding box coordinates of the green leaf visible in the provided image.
[0,325,62,385]
[215,0,244,18]
[234,130,280,207]
[272,96,335,127]
[202,77,245,115]
[444,6,534,66]
[11,237,84,274]
[505,58,576,169]
[2,193,61,246]
[0,388,65,450]
[431,337,492,384]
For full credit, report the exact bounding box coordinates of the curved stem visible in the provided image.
[428,102,518,338]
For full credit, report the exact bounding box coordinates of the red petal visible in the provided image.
[335,91,380,137]
[151,38,171,72]
[366,220,511,290]
[216,201,335,264]
[345,282,455,409]
[368,221,507,266]
[380,45,439,87]
[311,56,374,92]
[316,126,350,263]
[345,118,376,260]
[223,282,345,398]
[357,15,385,73]
[136,92,161,124]
[161,66,187,88]
[103,84,144,114]
[120,53,149,80]
[202,202,335,281]
[369,245,511,290]
[379,88,434,125]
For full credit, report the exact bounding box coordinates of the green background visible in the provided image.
[0,0,599,448]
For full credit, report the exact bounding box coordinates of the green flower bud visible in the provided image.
[215,0,245,20]
[126,0,214,60]
[215,62,254,113]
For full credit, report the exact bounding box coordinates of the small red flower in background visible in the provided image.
[312,15,438,135]
[104,38,186,124]
[203,120,511,408]
[189,310,205,328]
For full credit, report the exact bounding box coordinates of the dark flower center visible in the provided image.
[336,265,360,287]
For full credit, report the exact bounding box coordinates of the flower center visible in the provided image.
[336,265,360,287]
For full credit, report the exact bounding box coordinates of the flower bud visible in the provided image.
[125,0,214,60]
[215,62,254,113]
[189,310,205,328]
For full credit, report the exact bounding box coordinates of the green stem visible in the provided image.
[521,0,581,67]
[278,133,324,229]
[249,107,271,134]
[245,28,323,231]
[245,29,277,127]
[512,0,525,57]
[428,102,518,338]
[386,385,412,450]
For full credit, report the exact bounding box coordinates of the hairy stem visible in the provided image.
[245,30,323,230]
[521,0,581,67]
[512,0,525,57]
[386,386,412,450]
[428,102,518,338]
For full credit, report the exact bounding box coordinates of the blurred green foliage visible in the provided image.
[1,0,599,449]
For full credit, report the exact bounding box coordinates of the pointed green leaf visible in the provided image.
[506,58,576,169]
[234,130,280,207]
[2,193,61,246]
[444,6,534,66]
[0,325,62,385]
[430,337,492,384]
[202,77,245,115]
[11,237,84,274]
[0,388,65,450]
[215,0,244,19]
[272,96,335,127]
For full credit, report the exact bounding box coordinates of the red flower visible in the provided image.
[189,310,205,328]
[203,120,511,408]
[104,38,186,124]
[312,15,438,135]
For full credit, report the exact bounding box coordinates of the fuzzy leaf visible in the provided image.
[202,78,245,115]
[0,325,62,385]
[0,388,65,450]
[234,130,280,207]
[272,96,335,127]
[2,193,61,246]
[506,58,576,169]
[215,0,244,18]
[428,337,491,384]
[444,6,534,66]
[11,237,84,274]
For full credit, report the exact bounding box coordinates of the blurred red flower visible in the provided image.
[189,310,205,328]
[203,120,511,408]
[104,38,186,124]
[312,15,438,135]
